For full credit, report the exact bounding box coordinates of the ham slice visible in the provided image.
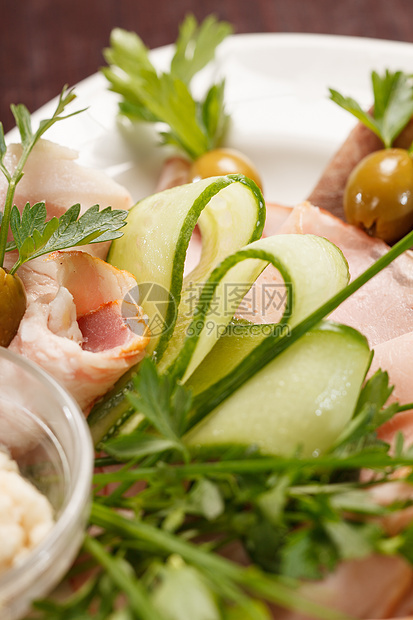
[155,156,192,192]
[263,202,293,234]
[272,555,413,620]
[8,251,149,411]
[271,201,413,348]
[0,139,133,259]
[263,201,413,453]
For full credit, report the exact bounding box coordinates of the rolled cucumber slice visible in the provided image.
[185,322,371,457]
[91,175,264,444]
[90,233,348,445]
[108,175,265,359]
[186,233,350,395]
[96,176,350,446]
[168,233,349,382]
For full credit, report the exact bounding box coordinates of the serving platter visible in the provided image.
[4,32,413,619]
[7,32,413,208]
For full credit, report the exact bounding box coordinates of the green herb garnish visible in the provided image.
[38,221,413,616]
[102,15,232,160]
[6,202,127,275]
[329,69,413,148]
[0,86,128,272]
[0,86,129,347]
[34,359,413,619]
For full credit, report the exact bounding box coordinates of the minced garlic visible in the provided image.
[0,450,54,575]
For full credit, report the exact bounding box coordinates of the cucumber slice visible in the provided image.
[88,366,137,446]
[186,320,269,397]
[96,177,349,447]
[108,175,265,358]
[172,233,349,383]
[185,322,371,457]
[91,175,264,445]
[91,232,348,445]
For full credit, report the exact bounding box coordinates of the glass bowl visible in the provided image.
[0,347,94,620]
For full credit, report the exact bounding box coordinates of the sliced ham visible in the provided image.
[155,156,192,193]
[262,201,413,452]
[271,201,413,348]
[8,251,149,411]
[0,139,133,259]
[272,555,413,620]
[263,202,293,235]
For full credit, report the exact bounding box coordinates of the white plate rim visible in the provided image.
[6,32,413,205]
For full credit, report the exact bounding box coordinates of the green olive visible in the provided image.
[344,148,413,244]
[190,148,263,191]
[0,268,26,347]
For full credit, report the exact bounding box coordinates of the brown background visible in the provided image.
[1,0,413,133]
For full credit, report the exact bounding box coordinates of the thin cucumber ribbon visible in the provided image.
[94,175,350,444]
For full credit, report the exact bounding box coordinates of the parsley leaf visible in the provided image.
[331,369,397,455]
[7,202,127,274]
[37,359,413,618]
[329,69,413,148]
[102,16,232,159]
[9,201,48,249]
[105,357,192,461]
[0,85,86,269]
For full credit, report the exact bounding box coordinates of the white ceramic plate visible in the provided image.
[7,33,413,206]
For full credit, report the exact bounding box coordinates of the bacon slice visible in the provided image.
[8,251,149,411]
[0,139,133,259]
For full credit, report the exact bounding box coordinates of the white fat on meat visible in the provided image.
[8,251,149,411]
[0,139,133,258]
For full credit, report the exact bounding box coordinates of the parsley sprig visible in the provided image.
[329,69,413,148]
[43,195,413,619]
[6,202,127,275]
[34,358,413,619]
[102,15,232,160]
[114,358,192,461]
[0,86,128,273]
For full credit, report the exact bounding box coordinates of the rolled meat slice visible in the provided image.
[8,251,149,412]
[0,139,133,259]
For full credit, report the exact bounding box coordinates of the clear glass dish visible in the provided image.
[0,347,94,620]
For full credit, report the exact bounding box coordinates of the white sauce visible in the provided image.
[0,451,54,575]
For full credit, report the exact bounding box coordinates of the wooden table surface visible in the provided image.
[1,0,413,134]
